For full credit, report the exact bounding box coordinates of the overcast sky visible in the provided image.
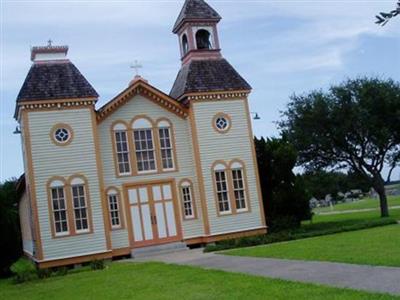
[1,0,399,181]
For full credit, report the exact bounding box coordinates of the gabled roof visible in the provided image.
[170,58,251,100]
[97,78,188,122]
[172,0,221,33]
[16,61,98,102]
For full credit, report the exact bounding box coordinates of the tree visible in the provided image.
[375,1,400,26]
[0,179,22,277]
[255,137,311,231]
[301,170,371,200]
[280,78,400,217]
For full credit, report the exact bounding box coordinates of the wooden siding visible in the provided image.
[98,94,204,245]
[28,109,108,260]
[192,99,264,235]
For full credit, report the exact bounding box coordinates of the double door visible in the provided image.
[126,181,182,247]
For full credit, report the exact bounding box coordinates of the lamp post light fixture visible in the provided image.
[251,112,261,120]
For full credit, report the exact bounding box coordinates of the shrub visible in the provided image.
[53,267,68,276]
[90,259,105,270]
[10,258,37,283]
[37,268,52,279]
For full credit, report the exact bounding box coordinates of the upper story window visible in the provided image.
[107,188,122,229]
[182,33,189,55]
[196,29,212,50]
[70,177,89,233]
[49,179,69,236]
[50,123,73,146]
[158,120,175,171]
[213,113,232,134]
[231,162,247,212]
[213,163,231,214]
[113,123,131,176]
[180,180,195,220]
[132,118,156,173]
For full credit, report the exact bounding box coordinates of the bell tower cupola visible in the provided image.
[172,0,222,65]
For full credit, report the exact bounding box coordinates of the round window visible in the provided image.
[213,113,231,133]
[50,124,73,146]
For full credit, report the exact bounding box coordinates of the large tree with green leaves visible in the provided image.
[280,78,400,217]
[255,137,311,231]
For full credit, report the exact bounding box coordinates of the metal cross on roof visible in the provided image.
[130,60,143,76]
[47,39,53,47]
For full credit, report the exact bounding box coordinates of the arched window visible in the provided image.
[49,179,69,236]
[157,120,175,171]
[132,117,156,173]
[213,163,231,214]
[196,29,212,50]
[182,34,189,55]
[230,161,247,212]
[112,122,131,176]
[107,188,122,229]
[70,177,89,233]
[180,180,195,219]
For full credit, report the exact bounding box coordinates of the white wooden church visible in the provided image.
[15,0,266,268]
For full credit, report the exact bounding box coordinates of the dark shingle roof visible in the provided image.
[16,61,98,102]
[170,58,251,100]
[173,0,221,33]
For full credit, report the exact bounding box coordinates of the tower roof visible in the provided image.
[169,58,251,100]
[16,61,98,102]
[172,0,221,33]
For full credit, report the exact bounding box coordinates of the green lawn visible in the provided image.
[226,224,400,267]
[308,207,400,224]
[0,262,398,300]
[314,196,400,213]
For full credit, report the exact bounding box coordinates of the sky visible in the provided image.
[0,0,399,181]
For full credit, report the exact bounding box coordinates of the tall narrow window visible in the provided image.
[51,183,69,236]
[132,118,156,173]
[232,168,247,211]
[108,190,121,229]
[113,123,131,175]
[214,164,231,214]
[180,181,195,219]
[158,123,175,170]
[71,181,89,233]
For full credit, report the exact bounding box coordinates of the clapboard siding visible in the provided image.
[28,109,107,260]
[98,94,204,245]
[192,99,263,235]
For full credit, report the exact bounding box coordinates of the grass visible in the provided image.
[225,224,400,267]
[0,262,398,300]
[313,196,400,213]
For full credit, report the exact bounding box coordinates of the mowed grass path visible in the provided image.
[0,262,398,300]
[314,196,400,213]
[226,224,400,267]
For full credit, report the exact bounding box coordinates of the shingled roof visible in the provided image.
[169,58,251,100]
[16,61,98,102]
[172,0,221,33]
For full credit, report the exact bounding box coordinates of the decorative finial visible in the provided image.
[130,60,143,76]
[47,39,53,47]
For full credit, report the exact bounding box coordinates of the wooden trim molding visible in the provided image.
[21,111,44,260]
[178,178,198,221]
[37,251,112,269]
[105,186,126,231]
[90,110,112,250]
[96,79,188,122]
[188,104,210,235]
[212,112,232,134]
[182,90,251,102]
[49,123,74,146]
